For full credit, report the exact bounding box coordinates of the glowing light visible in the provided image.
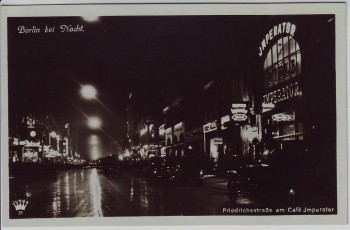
[221,115,230,130]
[140,126,148,136]
[81,15,100,23]
[272,113,294,122]
[231,108,248,114]
[232,114,248,121]
[242,126,259,142]
[88,117,101,129]
[124,149,131,157]
[89,169,103,217]
[210,139,219,159]
[231,103,247,109]
[91,146,100,160]
[163,106,170,114]
[90,135,98,145]
[30,131,36,137]
[231,103,248,121]
[50,131,57,138]
[81,85,97,100]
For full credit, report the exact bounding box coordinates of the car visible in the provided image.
[161,156,183,182]
[144,156,165,178]
[227,146,308,207]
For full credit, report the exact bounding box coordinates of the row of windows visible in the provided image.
[263,36,301,89]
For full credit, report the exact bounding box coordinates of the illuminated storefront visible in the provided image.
[256,17,336,204]
[258,19,336,164]
[203,121,219,160]
[260,22,304,144]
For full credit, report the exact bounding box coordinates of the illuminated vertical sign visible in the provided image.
[165,127,172,145]
[203,121,217,133]
[260,22,302,111]
[231,103,248,122]
[221,115,230,130]
[173,122,185,143]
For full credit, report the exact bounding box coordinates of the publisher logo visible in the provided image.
[12,199,29,215]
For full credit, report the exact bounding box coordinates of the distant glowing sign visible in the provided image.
[272,113,294,122]
[203,121,217,133]
[50,131,57,138]
[159,124,165,136]
[231,103,248,122]
[258,22,296,56]
[24,140,41,147]
[140,125,148,136]
[165,127,172,145]
[232,114,248,121]
[26,117,36,128]
[221,115,230,130]
[212,137,223,145]
[262,103,275,113]
[263,82,302,105]
[23,149,38,163]
[231,108,248,114]
[13,138,19,146]
[174,122,185,143]
[30,131,36,137]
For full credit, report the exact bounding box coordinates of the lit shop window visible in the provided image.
[270,111,303,140]
[264,36,301,89]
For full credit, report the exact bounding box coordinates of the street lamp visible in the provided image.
[87,117,102,129]
[90,135,99,145]
[81,85,97,100]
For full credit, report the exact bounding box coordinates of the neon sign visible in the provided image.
[231,103,248,122]
[258,22,296,56]
[203,121,217,133]
[232,114,248,121]
[263,82,302,105]
[272,113,294,122]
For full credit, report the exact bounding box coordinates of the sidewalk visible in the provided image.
[200,174,228,190]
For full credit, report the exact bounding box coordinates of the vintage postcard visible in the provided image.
[0,1,347,227]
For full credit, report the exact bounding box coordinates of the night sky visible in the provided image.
[7,15,333,158]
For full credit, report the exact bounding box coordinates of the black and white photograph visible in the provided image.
[0,2,347,227]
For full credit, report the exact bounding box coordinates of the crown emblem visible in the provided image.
[13,199,29,215]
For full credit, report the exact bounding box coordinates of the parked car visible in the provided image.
[227,145,308,206]
[144,156,165,178]
[161,156,183,182]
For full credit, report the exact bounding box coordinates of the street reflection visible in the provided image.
[10,168,231,218]
[50,179,62,217]
[65,172,70,211]
[129,177,134,202]
[236,194,254,205]
[73,171,77,198]
[89,168,103,217]
[140,180,149,210]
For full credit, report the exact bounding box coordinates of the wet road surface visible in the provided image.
[9,168,255,218]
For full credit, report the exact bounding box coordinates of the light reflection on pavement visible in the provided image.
[10,168,255,218]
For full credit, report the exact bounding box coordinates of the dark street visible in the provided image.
[10,168,256,218]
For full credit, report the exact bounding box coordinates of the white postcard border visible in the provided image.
[0,2,347,227]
